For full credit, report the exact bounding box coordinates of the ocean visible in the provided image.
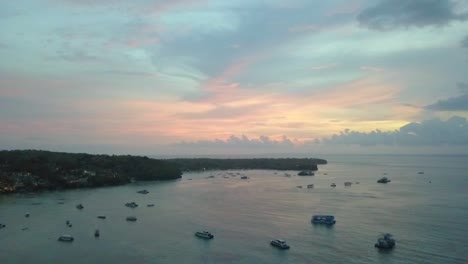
[0,155,467,263]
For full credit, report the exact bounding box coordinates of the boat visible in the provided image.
[147,204,155,207]
[311,215,336,225]
[240,176,249,179]
[374,233,396,249]
[418,171,424,174]
[94,229,100,237]
[126,216,137,221]
[377,177,391,183]
[76,204,84,210]
[25,213,30,218]
[307,184,314,188]
[298,170,314,176]
[344,182,352,186]
[297,185,302,188]
[331,183,336,187]
[195,231,214,239]
[58,235,74,242]
[270,239,290,249]
[125,202,138,208]
[97,216,106,219]
[137,190,149,194]
[0,224,5,229]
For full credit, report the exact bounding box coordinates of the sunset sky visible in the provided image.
[1,0,468,154]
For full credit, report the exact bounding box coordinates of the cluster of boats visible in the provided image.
[194,230,291,250]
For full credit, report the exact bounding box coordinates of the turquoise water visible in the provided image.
[0,155,467,263]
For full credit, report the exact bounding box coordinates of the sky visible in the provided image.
[1,0,468,155]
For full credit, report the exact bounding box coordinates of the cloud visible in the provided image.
[357,0,468,31]
[426,82,468,111]
[321,116,468,146]
[462,35,468,48]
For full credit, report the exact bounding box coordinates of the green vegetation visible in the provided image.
[169,158,327,171]
[0,150,327,193]
[0,150,182,193]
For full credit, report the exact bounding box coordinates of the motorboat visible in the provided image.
[147,204,155,207]
[374,233,396,249]
[240,176,249,179]
[311,215,336,225]
[94,229,100,237]
[307,184,314,188]
[125,202,138,208]
[137,190,149,194]
[331,183,336,187]
[298,170,314,176]
[344,182,352,186]
[418,171,424,174]
[97,216,106,219]
[377,177,391,183]
[58,235,74,242]
[195,231,214,239]
[0,224,5,229]
[270,239,290,249]
[76,204,84,210]
[126,216,137,221]
[297,185,302,188]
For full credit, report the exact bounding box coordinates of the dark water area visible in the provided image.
[0,155,467,263]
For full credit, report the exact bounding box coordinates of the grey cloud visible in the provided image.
[357,0,468,31]
[321,116,468,146]
[426,83,468,111]
[462,35,468,48]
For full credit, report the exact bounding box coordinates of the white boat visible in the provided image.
[270,239,290,249]
[125,202,138,208]
[377,177,391,183]
[311,215,336,225]
[126,216,137,221]
[58,235,74,242]
[195,231,214,239]
[375,233,396,249]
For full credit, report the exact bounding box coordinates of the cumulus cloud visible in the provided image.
[172,135,296,154]
[321,116,468,146]
[357,0,468,31]
[426,83,468,111]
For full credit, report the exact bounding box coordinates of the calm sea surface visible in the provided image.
[1,155,467,264]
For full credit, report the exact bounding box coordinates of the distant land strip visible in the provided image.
[0,150,327,193]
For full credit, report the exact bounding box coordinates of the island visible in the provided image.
[0,150,327,193]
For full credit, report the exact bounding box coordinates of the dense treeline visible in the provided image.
[0,150,182,192]
[0,150,327,193]
[168,158,327,171]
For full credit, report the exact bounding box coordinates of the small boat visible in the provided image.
[331,183,336,187]
[126,216,137,221]
[195,231,214,239]
[22,227,29,231]
[94,229,100,237]
[25,213,30,218]
[187,178,192,180]
[125,202,138,208]
[323,173,328,175]
[97,216,106,219]
[205,175,215,179]
[374,233,396,249]
[0,224,6,229]
[147,204,155,207]
[377,177,391,183]
[311,215,336,225]
[66,220,70,225]
[355,182,360,184]
[137,190,149,194]
[297,185,302,188]
[58,235,74,242]
[270,239,290,249]
[298,170,314,176]
[344,182,352,187]
[307,184,314,189]
[418,171,424,174]
[240,176,249,179]
[76,204,84,210]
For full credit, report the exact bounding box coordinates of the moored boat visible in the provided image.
[195,231,214,239]
[311,215,336,225]
[270,239,290,249]
[58,235,74,242]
